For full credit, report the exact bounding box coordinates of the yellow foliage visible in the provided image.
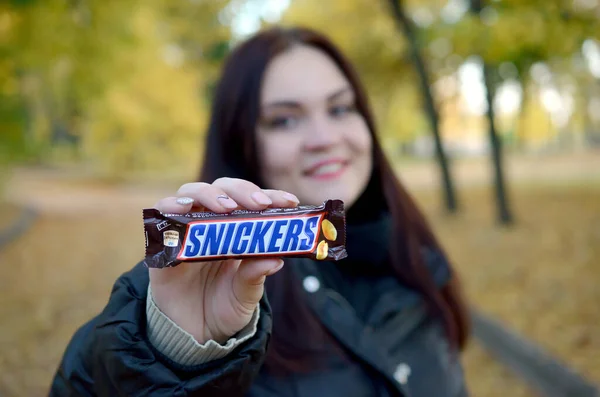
[83,3,208,179]
[281,0,406,83]
[1,0,234,179]
[3,0,598,176]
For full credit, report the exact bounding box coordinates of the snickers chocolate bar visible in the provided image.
[143,199,347,268]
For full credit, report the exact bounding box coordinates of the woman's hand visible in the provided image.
[149,178,299,344]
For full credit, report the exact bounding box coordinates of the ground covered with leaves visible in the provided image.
[417,185,600,396]
[0,156,598,396]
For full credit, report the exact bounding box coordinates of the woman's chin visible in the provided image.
[297,186,360,209]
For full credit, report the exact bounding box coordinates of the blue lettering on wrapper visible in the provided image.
[282,219,303,251]
[232,222,254,254]
[248,221,272,254]
[219,222,237,255]
[268,220,288,253]
[183,224,206,257]
[181,214,323,259]
[299,216,319,250]
[201,223,227,256]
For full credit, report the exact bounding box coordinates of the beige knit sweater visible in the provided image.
[146,283,260,366]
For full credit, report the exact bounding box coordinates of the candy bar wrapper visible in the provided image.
[143,199,347,268]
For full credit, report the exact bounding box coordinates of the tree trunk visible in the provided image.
[387,0,458,213]
[482,64,513,224]
[470,0,514,225]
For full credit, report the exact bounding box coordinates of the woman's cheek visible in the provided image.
[260,138,298,180]
[346,119,372,153]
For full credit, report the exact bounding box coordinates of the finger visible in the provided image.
[232,258,284,309]
[212,177,273,210]
[154,196,194,214]
[177,182,239,213]
[262,189,299,208]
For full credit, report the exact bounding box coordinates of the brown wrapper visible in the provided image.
[143,199,347,268]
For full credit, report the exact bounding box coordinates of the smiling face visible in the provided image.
[256,45,373,208]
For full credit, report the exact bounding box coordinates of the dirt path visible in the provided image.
[394,150,600,190]
[1,152,599,397]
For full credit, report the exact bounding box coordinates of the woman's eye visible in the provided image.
[330,104,355,117]
[264,116,298,130]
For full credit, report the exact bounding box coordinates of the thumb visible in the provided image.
[232,259,284,309]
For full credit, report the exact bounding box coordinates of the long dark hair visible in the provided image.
[199,26,470,375]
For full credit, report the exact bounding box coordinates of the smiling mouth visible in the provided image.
[304,160,349,180]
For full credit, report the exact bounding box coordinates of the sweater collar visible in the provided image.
[336,211,393,276]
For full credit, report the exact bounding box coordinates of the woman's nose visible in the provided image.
[302,115,342,151]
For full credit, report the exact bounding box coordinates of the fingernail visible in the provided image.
[266,260,285,276]
[176,197,194,206]
[217,196,238,209]
[283,192,299,204]
[251,191,272,206]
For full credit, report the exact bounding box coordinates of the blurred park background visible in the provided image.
[1,0,599,396]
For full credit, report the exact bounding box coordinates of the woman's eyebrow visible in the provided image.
[262,100,302,110]
[327,86,352,101]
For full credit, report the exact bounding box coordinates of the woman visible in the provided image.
[50,26,470,397]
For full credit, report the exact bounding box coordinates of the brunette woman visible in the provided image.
[51,26,470,397]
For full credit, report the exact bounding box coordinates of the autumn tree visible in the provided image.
[405,0,599,223]
[387,0,458,213]
[3,0,599,189]
[1,0,232,180]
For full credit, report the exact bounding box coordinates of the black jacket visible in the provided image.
[50,251,468,397]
